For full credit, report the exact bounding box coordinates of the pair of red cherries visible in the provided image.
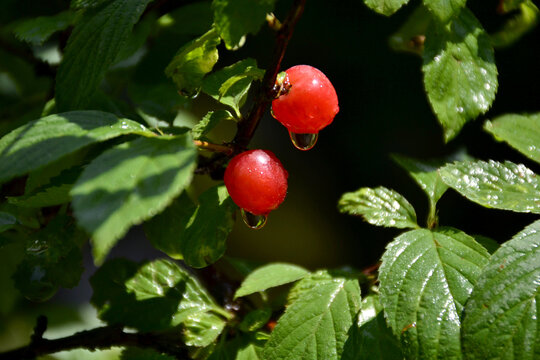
[224,65,339,228]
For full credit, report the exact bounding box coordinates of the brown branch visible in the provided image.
[198,0,307,178]
[0,321,189,360]
[233,0,307,151]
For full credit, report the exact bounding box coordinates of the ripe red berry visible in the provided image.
[224,150,288,216]
[271,65,339,135]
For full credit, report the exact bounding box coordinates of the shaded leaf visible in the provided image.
[423,0,466,23]
[202,58,264,117]
[342,295,403,360]
[192,110,235,140]
[484,113,540,164]
[239,308,272,333]
[0,241,24,314]
[338,186,418,229]
[491,1,539,48]
[91,258,229,331]
[389,5,431,54]
[208,335,264,360]
[71,135,196,264]
[234,263,309,299]
[212,0,276,50]
[13,215,87,302]
[157,2,213,36]
[121,348,176,360]
[144,185,235,268]
[263,272,361,360]
[439,160,540,213]
[379,227,490,359]
[0,111,151,185]
[165,28,221,97]
[56,0,153,110]
[423,9,497,141]
[8,166,83,208]
[0,212,17,233]
[13,11,76,45]
[462,220,540,360]
[473,234,499,254]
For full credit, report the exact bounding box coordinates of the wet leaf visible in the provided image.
[423,9,497,141]
[338,186,418,229]
[234,263,309,299]
[263,272,361,360]
[71,135,196,264]
[0,111,152,185]
[439,160,540,214]
[379,227,490,359]
[462,220,540,360]
[91,258,229,332]
[484,113,540,164]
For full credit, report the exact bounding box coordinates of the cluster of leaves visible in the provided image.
[339,113,540,359]
[368,0,538,141]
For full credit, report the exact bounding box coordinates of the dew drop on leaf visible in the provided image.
[289,131,318,151]
[241,209,267,229]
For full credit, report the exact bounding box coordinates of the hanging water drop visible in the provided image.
[289,131,318,151]
[241,209,267,229]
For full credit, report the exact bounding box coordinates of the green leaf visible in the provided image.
[239,308,272,333]
[234,263,310,299]
[439,160,540,213]
[499,0,527,12]
[263,272,361,360]
[473,234,499,254]
[363,0,410,16]
[208,335,265,360]
[462,220,540,360]
[485,113,540,164]
[71,0,111,9]
[121,348,176,360]
[91,258,228,331]
[183,311,226,347]
[202,58,264,117]
[8,166,83,208]
[13,215,87,302]
[342,295,403,360]
[13,11,76,45]
[144,185,236,268]
[157,2,213,36]
[389,5,432,54]
[379,227,490,359]
[212,0,276,50]
[338,186,419,229]
[491,1,539,48]
[71,135,196,264]
[423,9,497,141]
[192,110,235,140]
[0,241,24,315]
[0,111,151,185]
[0,212,17,233]
[392,153,450,207]
[56,0,153,110]
[165,28,221,97]
[423,0,466,23]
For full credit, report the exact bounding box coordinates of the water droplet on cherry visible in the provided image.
[241,209,267,229]
[289,131,318,151]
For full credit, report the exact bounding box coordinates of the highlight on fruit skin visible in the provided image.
[224,149,288,223]
[271,65,339,135]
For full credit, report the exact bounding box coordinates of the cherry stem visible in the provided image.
[193,140,234,155]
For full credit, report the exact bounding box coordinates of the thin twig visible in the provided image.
[0,322,189,360]
[198,0,307,177]
[193,140,234,155]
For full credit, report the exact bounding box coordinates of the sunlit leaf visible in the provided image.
[379,227,490,359]
[338,186,418,229]
[462,220,540,359]
[423,9,497,141]
[363,0,410,16]
[439,160,540,213]
[491,1,539,48]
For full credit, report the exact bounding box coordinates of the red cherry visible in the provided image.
[224,150,288,216]
[271,65,339,134]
